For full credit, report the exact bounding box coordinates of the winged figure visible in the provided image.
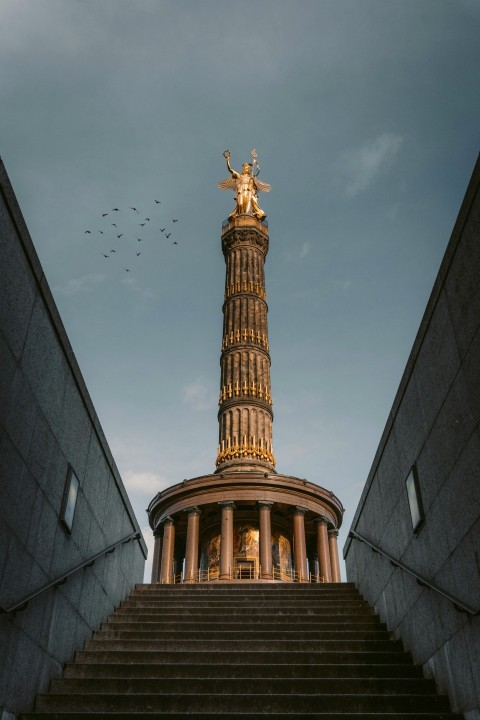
[218,150,271,221]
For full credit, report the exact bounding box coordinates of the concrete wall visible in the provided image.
[0,159,147,719]
[344,155,480,719]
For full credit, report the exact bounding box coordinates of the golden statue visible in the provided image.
[218,149,271,221]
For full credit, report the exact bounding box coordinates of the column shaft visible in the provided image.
[328,529,341,582]
[219,501,235,580]
[184,507,201,583]
[292,508,308,583]
[315,517,332,583]
[160,518,175,584]
[259,501,274,579]
[150,529,163,583]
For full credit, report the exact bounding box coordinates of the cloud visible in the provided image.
[336,133,403,198]
[123,471,169,494]
[55,273,105,295]
[299,242,310,260]
[182,377,215,412]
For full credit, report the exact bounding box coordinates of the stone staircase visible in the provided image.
[24,582,461,719]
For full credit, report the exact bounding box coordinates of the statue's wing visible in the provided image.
[254,178,272,193]
[217,177,237,191]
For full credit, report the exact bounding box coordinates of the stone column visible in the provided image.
[328,528,341,582]
[314,515,332,583]
[184,506,201,583]
[160,516,175,584]
[150,526,163,583]
[258,501,274,580]
[219,501,236,580]
[292,507,308,583]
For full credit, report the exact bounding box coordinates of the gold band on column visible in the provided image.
[184,506,201,583]
[328,528,341,582]
[219,501,236,580]
[292,507,308,583]
[258,501,274,579]
[160,516,175,584]
[314,515,332,583]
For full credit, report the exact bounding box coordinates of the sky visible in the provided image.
[1,0,479,581]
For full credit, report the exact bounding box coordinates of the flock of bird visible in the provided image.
[83,200,180,273]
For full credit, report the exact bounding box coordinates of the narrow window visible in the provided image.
[405,465,425,533]
[60,465,79,533]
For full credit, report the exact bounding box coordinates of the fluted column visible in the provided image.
[219,501,236,579]
[314,516,332,583]
[150,526,163,583]
[292,507,308,583]
[184,507,201,583]
[258,501,274,580]
[328,528,341,582]
[159,516,175,584]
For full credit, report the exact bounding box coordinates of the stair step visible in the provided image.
[114,606,375,616]
[34,692,452,713]
[105,618,383,630]
[63,662,423,679]
[83,638,402,652]
[24,713,464,719]
[74,649,414,665]
[49,677,435,695]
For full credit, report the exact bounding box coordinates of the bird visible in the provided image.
[130,207,139,213]
[139,223,146,227]
[84,230,91,234]
[155,199,161,204]
[117,234,123,239]
[136,252,142,256]
[99,231,104,234]
[102,213,108,217]
[110,249,116,253]
[112,223,117,228]
[100,253,109,258]
[137,237,143,242]
[160,228,166,232]
[123,267,131,272]
[165,233,171,238]
[144,218,150,222]
[172,219,179,223]
[173,241,178,245]
[112,208,120,212]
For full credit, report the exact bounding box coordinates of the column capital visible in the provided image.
[153,525,163,538]
[291,506,308,517]
[258,500,274,510]
[218,500,236,510]
[314,514,331,526]
[328,527,339,538]
[184,506,202,517]
[161,515,175,526]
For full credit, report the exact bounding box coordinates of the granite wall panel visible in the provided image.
[0,162,146,719]
[344,155,480,716]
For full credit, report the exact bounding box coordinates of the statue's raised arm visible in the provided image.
[217,149,271,221]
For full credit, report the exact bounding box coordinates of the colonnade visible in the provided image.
[151,502,341,584]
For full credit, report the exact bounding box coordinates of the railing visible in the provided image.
[349,529,479,616]
[160,565,326,584]
[0,530,142,616]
